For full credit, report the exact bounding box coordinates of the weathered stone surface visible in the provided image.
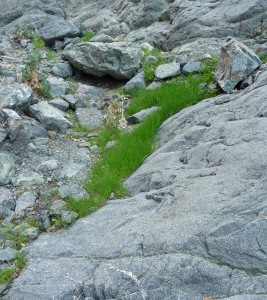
[21,227,38,241]
[155,62,181,80]
[49,200,67,216]
[49,99,69,112]
[90,34,114,43]
[39,19,80,46]
[63,94,76,109]
[66,42,143,80]
[124,71,146,91]
[0,153,14,186]
[146,81,162,90]
[0,247,17,264]
[75,107,104,130]
[1,108,22,142]
[126,106,160,124]
[15,192,36,214]
[7,71,267,299]
[47,77,69,98]
[51,62,73,79]
[0,83,36,113]
[58,183,88,201]
[17,171,44,187]
[37,160,58,173]
[215,37,262,93]
[182,61,203,74]
[0,187,14,210]
[61,211,78,225]
[29,101,73,132]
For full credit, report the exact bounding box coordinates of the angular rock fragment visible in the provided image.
[215,37,261,93]
[155,62,181,80]
[66,42,143,80]
[47,77,69,98]
[52,62,73,79]
[0,153,14,186]
[182,61,203,74]
[124,71,146,91]
[1,109,22,142]
[126,106,160,124]
[75,107,104,130]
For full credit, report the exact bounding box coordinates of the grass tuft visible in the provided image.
[80,31,95,43]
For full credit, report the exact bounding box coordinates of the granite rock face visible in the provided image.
[7,71,267,299]
[215,37,262,93]
[66,42,143,80]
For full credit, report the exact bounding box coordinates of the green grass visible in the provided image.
[260,54,267,64]
[14,25,45,49]
[0,253,26,287]
[32,36,45,49]
[67,61,220,216]
[2,225,27,250]
[46,49,57,61]
[80,31,95,43]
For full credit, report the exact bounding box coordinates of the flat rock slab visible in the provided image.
[75,107,104,130]
[29,101,73,133]
[215,37,262,93]
[7,71,267,299]
[0,153,14,185]
[47,77,69,98]
[15,192,36,214]
[126,106,160,124]
[66,42,143,80]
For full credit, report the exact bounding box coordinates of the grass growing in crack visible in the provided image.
[14,25,45,49]
[0,253,27,287]
[260,54,267,64]
[67,60,220,216]
[80,31,96,43]
[2,225,27,250]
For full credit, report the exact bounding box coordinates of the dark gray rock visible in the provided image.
[66,42,143,80]
[126,106,160,124]
[124,71,146,91]
[0,36,12,53]
[49,99,69,112]
[39,19,80,46]
[0,153,14,186]
[215,37,262,93]
[63,94,76,110]
[15,192,36,214]
[1,108,22,142]
[178,55,190,68]
[29,101,73,133]
[240,75,253,89]
[182,61,203,74]
[0,126,7,143]
[22,120,47,139]
[0,247,17,264]
[51,62,73,79]
[47,77,69,98]
[145,55,157,63]
[155,62,181,80]
[0,83,37,113]
[75,107,104,130]
[58,183,88,200]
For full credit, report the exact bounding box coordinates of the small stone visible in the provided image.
[1,109,22,142]
[105,141,116,149]
[182,61,203,74]
[15,192,36,214]
[155,63,181,80]
[90,145,99,153]
[47,77,69,98]
[0,247,18,264]
[0,187,14,210]
[63,94,76,109]
[52,62,73,79]
[49,200,67,216]
[20,39,28,48]
[21,227,39,241]
[17,171,44,187]
[126,106,160,124]
[146,81,161,90]
[124,71,146,91]
[178,55,189,68]
[37,160,58,173]
[145,55,157,64]
[61,211,79,224]
[141,43,154,52]
[58,183,88,200]
[75,108,104,130]
[90,34,114,43]
[0,153,15,186]
[49,99,70,112]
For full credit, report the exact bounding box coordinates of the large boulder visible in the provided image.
[29,101,73,132]
[0,83,37,113]
[215,37,262,93]
[39,19,80,46]
[66,42,143,80]
[7,71,267,299]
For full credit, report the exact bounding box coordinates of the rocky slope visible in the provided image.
[7,69,267,299]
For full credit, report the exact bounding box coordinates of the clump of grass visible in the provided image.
[0,253,27,287]
[14,25,45,49]
[260,54,267,64]
[46,49,57,61]
[80,31,95,43]
[2,225,27,250]
[67,61,220,216]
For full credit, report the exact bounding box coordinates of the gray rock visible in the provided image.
[0,187,14,210]
[51,62,73,79]
[51,40,65,50]
[22,120,47,138]
[58,184,88,201]
[0,126,7,143]
[90,145,99,154]
[155,62,181,80]
[49,99,69,112]
[49,200,67,216]
[29,101,73,133]
[37,160,58,173]
[182,61,203,74]
[75,108,104,130]
[215,37,262,93]
[66,42,143,80]
[0,153,14,186]
[1,108,22,142]
[21,227,38,241]
[0,36,12,53]
[0,65,17,83]
[39,19,80,46]
[15,192,36,214]
[63,94,76,110]
[141,42,154,52]
[75,84,104,101]
[100,22,130,38]
[145,55,157,63]
[124,71,146,91]
[179,55,190,68]
[240,75,253,89]
[0,83,37,113]
[20,39,28,48]
[146,81,162,90]
[126,106,160,124]
[47,77,69,98]
[56,161,87,182]
[17,170,44,187]
[0,247,17,264]
[90,34,114,43]
[61,211,79,225]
